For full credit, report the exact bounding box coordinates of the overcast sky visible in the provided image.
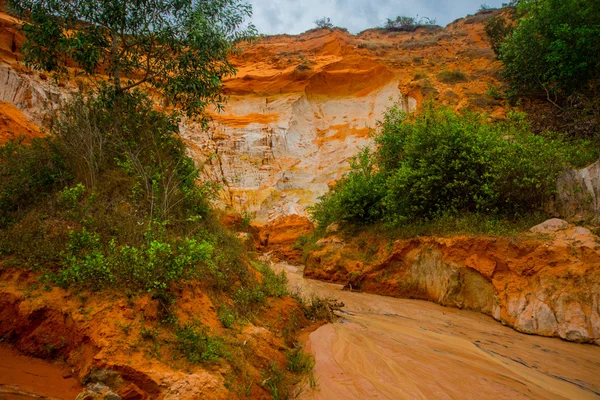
[246,0,506,35]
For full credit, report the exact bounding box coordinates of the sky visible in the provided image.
[246,0,507,35]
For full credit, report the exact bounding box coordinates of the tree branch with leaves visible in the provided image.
[8,0,257,120]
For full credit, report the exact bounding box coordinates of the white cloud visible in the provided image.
[246,0,507,35]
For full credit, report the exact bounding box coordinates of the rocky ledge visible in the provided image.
[304,219,600,344]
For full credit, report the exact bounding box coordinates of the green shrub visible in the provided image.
[310,148,386,227]
[59,184,86,209]
[0,137,70,227]
[384,15,437,32]
[484,15,513,56]
[253,261,288,297]
[230,263,286,317]
[437,70,468,84]
[50,226,214,298]
[381,108,566,223]
[499,0,600,100]
[175,324,226,364]
[311,103,571,229]
[53,229,114,288]
[217,304,238,329]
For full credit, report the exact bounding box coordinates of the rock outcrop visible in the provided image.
[254,214,314,264]
[0,9,504,221]
[182,12,505,222]
[0,12,69,142]
[0,268,311,399]
[551,160,600,223]
[305,221,600,344]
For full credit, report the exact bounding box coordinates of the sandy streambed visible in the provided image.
[277,263,600,400]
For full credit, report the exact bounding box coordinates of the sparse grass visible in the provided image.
[400,36,438,50]
[286,345,314,374]
[117,320,133,334]
[485,83,505,100]
[217,304,238,329]
[295,63,311,72]
[253,261,288,298]
[357,41,395,51]
[338,212,551,241]
[437,70,468,84]
[261,362,288,400]
[140,325,159,341]
[174,323,227,364]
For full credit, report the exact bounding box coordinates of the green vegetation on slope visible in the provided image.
[310,102,591,233]
[8,0,257,119]
[485,0,600,140]
[498,0,600,102]
[0,90,268,321]
[0,1,325,396]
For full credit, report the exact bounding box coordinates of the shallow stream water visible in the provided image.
[2,263,600,400]
[276,262,600,400]
[0,344,81,400]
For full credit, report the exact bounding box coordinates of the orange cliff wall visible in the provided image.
[183,11,505,222]
[0,9,504,217]
[0,12,69,143]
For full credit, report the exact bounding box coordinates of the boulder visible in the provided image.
[552,160,600,222]
[530,218,569,233]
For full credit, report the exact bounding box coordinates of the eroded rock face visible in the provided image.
[255,214,314,264]
[0,66,66,123]
[305,223,600,344]
[0,9,511,222]
[552,161,600,223]
[0,268,309,399]
[0,13,70,142]
[182,13,505,222]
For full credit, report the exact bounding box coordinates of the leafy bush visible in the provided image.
[50,226,214,299]
[175,324,226,363]
[484,15,513,56]
[384,15,437,32]
[310,148,386,227]
[314,17,333,29]
[0,137,70,227]
[59,184,86,209]
[311,103,572,229]
[499,0,600,100]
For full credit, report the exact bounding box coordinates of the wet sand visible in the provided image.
[279,263,600,400]
[0,344,81,400]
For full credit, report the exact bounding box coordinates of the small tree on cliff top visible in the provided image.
[8,0,257,119]
[315,17,333,29]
